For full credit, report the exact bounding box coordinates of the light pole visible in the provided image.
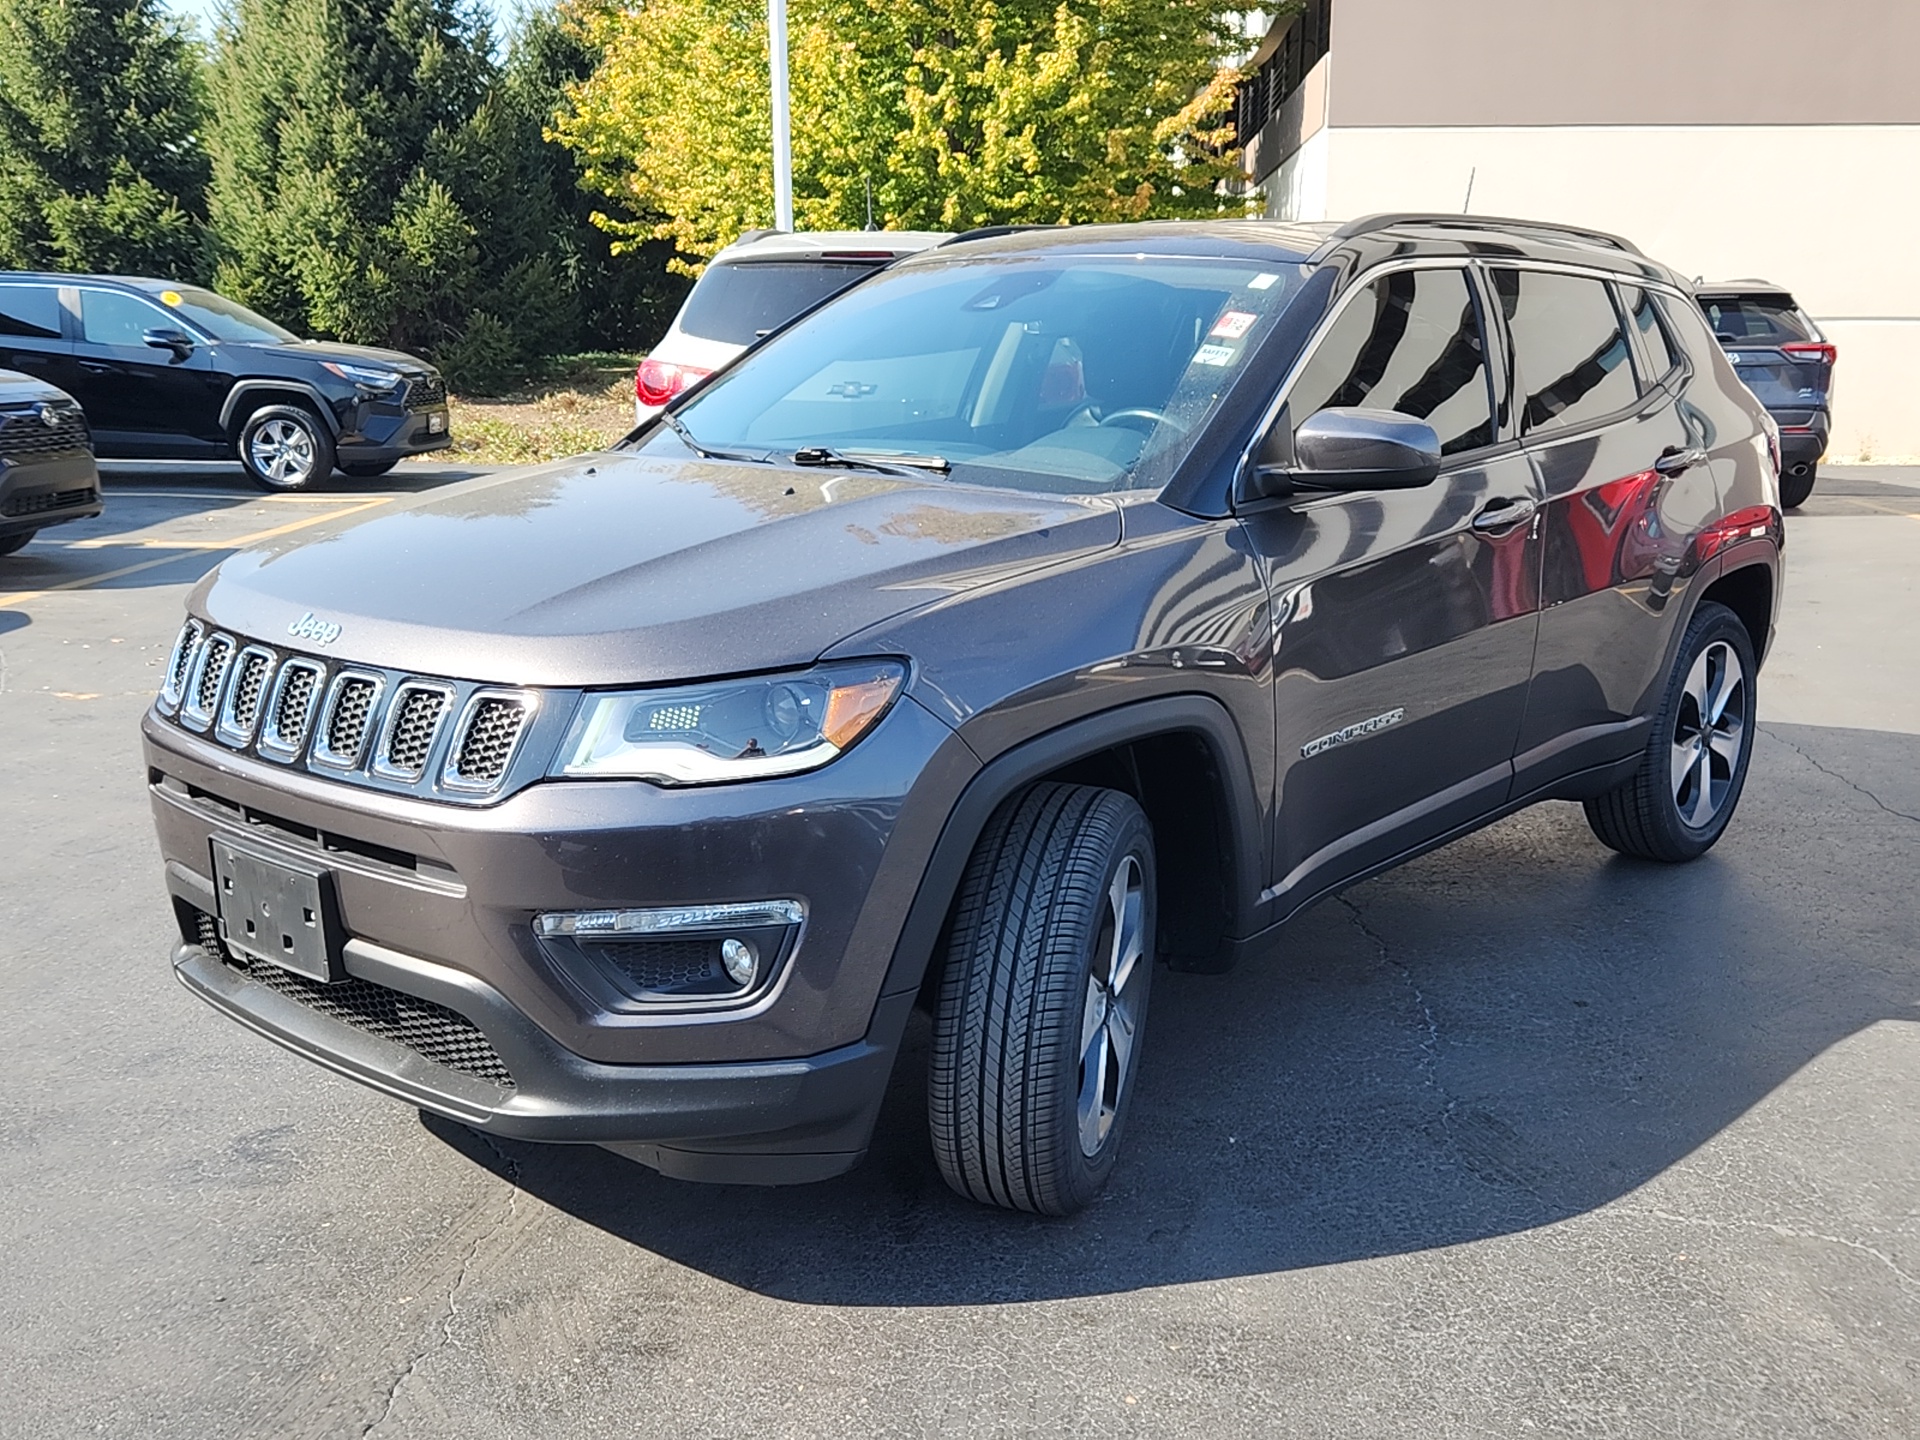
[768,0,794,231]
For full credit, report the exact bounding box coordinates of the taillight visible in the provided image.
[636,358,713,408]
[1780,341,1837,366]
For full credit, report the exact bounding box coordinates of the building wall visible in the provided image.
[1244,0,1920,459]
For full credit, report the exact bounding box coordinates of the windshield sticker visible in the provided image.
[1193,343,1238,368]
[1248,273,1280,291]
[159,290,183,307]
[1210,310,1257,340]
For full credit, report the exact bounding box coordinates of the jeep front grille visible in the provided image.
[376,683,451,778]
[183,634,236,726]
[445,693,535,790]
[160,620,203,710]
[260,659,324,758]
[191,909,515,1090]
[313,673,381,768]
[216,647,276,743]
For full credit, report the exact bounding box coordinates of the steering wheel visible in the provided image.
[1098,407,1188,437]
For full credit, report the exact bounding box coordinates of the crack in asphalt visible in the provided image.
[360,1140,522,1438]
[1335,891,1443,1095]
[1762,724,1920,825]
[1625,1206,1919,1291]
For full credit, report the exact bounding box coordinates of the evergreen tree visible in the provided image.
[0,0,209,276]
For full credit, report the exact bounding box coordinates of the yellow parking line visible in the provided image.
[0,497,390,608]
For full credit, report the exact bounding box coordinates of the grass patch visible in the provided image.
[430,352,642,467]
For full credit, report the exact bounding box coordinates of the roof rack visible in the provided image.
[1320,213,1644,257]
[940,224,1056,247]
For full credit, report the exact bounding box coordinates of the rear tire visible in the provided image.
[238,404,334,491]
[1584,601,1756,862]
[338,458,399,478]
[929,783,1156,1216]
[0,530,35,556]
[1780,464,1816,509]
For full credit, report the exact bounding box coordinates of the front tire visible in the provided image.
[929,783,1156,1216]
[1584,601,1757,862]
[1781,463,1817,509]
[238,404,334,491]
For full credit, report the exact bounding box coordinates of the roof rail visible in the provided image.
[1320,213,1644,257]
[940,224,1056,247]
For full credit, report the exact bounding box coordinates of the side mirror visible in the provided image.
[1244,406,1442,501]
[143,327,195,358]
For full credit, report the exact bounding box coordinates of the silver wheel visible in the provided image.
[248,418,318,486]
[1671,639,1746,828]
[1077,853,1146,1157]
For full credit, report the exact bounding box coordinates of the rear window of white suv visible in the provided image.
[678,261,879,344]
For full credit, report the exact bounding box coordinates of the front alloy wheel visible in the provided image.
[929,783,1157,1215]
[239,405,335,492]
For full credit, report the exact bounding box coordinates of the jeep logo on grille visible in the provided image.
[287,612,343,646]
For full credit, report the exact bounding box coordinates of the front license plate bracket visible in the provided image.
[211,837,344,982]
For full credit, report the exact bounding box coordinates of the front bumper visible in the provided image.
[146,695,978,1179]
[336,403,452,462]
[0,451,102,536]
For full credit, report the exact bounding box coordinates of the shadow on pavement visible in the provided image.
[427,723,1919,1306]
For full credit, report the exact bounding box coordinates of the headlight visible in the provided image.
[321,360,403,391]
[553,660,906,784]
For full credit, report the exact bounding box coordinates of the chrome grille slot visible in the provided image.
[259,659,325,761]
[216,647,277,744]
[158,620,203,712]
[312,672,383,769]
[444,691,536,791]
[181,634,236,728]
[373,682,452,780]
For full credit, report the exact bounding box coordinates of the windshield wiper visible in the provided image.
[658,411,771,465]
[791,446,952,477]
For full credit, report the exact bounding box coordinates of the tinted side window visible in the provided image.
[1492,269,1638,435]
[1287,267,1494,455]
[0,283,63,339]
[1621,285,1680,385]
[79,288,172,347]
[1700,296,1813,344]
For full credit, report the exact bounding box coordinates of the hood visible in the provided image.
[194,452,1119,686]
[238,338,436,374]
[0,367,74,407]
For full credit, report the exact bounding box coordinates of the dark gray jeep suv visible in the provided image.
[146,216,1783,1215]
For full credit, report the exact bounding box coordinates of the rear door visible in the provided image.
[70,286,225,455]
[1239,262,1542,911]
[0,281,72,387]
[1496,268,1715,792]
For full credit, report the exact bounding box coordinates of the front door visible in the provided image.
[1239,264,1542,915]
[69,286,225,456]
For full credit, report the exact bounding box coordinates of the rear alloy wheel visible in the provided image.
[929,783,1156,1216]
[238,404,334,491]
[1781,463,1817,509]
[1585,600,1756,862]
[0,530,35,556]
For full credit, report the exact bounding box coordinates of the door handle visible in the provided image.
[1471,496,1537,532]
[1654,445,1708,476]
[80,361,118,374]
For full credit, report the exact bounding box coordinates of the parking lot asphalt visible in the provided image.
[2,462,1915,1438]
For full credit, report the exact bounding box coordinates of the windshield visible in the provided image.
[651,255,1305,494]
[144,285,298,343]
[679,261,879,344]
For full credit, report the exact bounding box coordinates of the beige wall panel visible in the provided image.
[1330,0,1920,127]
[1323,124,1920,457]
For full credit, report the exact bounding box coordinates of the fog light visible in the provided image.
[720,937,758,986]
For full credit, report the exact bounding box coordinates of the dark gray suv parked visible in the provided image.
[146,215,1783,1215]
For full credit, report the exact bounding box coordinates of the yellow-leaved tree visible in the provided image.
[554,0,1253,274]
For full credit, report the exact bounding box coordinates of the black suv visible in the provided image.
[0,274,450,491]
[144,215,1782,1215]
[1696,280,1833,508]
[0,368,101,554]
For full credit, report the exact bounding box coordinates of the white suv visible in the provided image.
[634,229,951,423]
